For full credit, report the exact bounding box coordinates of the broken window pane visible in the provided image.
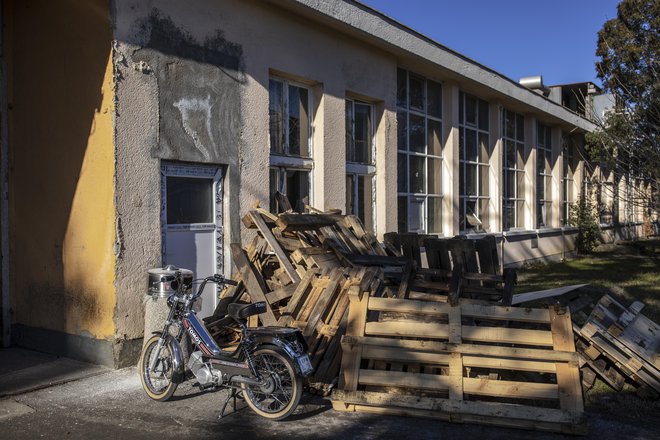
[269,79,284,154]
[286,169,310,213]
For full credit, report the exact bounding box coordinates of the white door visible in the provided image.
[161,164,223,318]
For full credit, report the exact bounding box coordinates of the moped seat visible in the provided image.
[227,301,267,321]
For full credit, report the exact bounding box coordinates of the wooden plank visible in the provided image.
[230,244,277,326]
[264,282,298,305]
[342,335,578,363]
[276,213,341,232]
[364,321,554,346]
[460,302,551,323]
[398,260,416,299]
[331,390,586,433]
[303,269,344,337]
[339,286,370,391]
[448,352,463,401]
[357,369,559,400]
[365,321,449,339]
[448,305,462,344]
[249,211,300,283]
[462,326,554,346]
[549,307,584,413]
[278,269,317,326]
[511,284,589,305]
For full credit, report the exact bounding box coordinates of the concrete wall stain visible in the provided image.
[131,11,244,164]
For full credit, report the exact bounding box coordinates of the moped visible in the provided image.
[139,266,313,420]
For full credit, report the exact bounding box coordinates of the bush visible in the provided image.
[569,197,601,254]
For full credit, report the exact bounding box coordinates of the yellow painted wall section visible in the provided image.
[8,0,116,339]
[62,52,116,339]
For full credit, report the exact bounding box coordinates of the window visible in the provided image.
[502,109,525,230]
[536,123,553,228]
[396,68,443,233]
[458,92,489,232]
[269,78,312,212]
[562,134,577,225]
[346,99,375,231]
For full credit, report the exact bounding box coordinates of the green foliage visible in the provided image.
[591,0,659,180]
[569,197,601,254]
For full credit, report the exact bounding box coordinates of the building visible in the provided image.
[0,0,655,366]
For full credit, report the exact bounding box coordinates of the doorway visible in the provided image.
[161,163,223,318]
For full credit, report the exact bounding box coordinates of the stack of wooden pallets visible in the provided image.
[203,207,590,432]
[573,294,659,397]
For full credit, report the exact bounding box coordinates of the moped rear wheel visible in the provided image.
[139,335,178,401]
[241,346,302,420]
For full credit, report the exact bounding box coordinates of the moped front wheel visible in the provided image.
[241,346,303,420]
[139,335,178,401]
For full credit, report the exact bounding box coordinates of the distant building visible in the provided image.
[0,0,655,366]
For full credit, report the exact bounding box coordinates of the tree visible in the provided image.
[586,0,659,216]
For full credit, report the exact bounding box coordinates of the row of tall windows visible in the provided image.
[268,73,579,235]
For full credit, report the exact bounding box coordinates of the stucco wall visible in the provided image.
[8,0,116,356]
[111,0,398,350]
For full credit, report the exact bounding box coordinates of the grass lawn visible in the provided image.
[517,241,660,322]
[516,240,660,418]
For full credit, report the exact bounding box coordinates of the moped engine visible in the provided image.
[188,351,220,386]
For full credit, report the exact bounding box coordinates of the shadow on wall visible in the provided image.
[8,0,115,359]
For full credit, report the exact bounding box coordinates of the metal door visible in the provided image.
[161,163,223,318]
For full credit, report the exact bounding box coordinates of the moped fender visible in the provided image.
[249,333,310,376]
[152,331,186,384]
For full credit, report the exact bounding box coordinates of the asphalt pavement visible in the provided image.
[0,355,658,439]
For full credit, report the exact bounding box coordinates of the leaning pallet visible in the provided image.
[331,291,586,434]
[573,295,660,396]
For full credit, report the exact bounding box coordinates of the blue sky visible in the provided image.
[359,0,620,86]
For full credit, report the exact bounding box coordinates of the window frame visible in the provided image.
[502,109,526,230]
[269,76,314,213]
[458,91,490,233]
[562,134,576,226]
[345,98,376,231]
[536,123,553,228]
[396,68,443,234]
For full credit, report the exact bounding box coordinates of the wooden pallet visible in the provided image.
[331,292,585,434]
[573,295,659,395]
